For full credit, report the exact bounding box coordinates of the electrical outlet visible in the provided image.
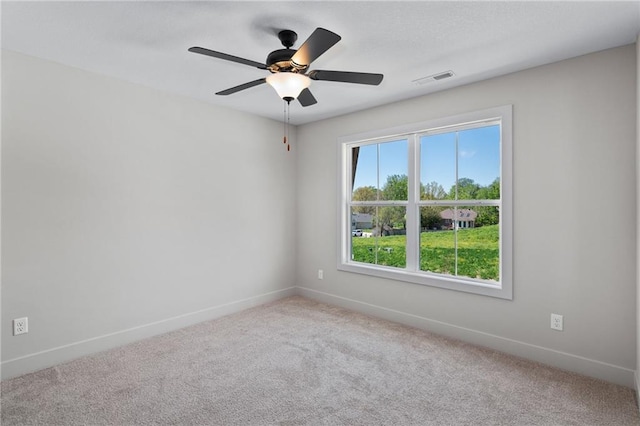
[318,269,324,280]
[550,314,563,331]
[13,317,28,336]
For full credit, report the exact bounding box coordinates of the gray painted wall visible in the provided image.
[296,45,637,386]
[636,36,640,395]
[1,50,297,377]
[2,45,637,387]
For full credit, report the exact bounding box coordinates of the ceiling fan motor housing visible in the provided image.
[266,30,307,73]
[266,49,297,73]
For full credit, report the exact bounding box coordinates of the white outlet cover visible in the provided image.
[13,317,28,335]
[550,314,563,331]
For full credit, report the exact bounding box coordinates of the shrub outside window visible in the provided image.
[338,106,512,299]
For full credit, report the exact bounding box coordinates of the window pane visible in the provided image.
[456,206,499,281]
[351,206,406,268]
[375,205,406,267]
[421,133,455,200]
[351,206,373,264]
[420,206,499,281]
[379,139,408,201]
[352,144,379,200]
[457,125,500,201]
[420,207,456,275]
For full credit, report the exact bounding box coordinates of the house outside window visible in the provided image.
[338,106,512,299]
[440,208,477,229]
[352,213,373,230]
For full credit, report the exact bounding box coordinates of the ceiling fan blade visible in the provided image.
[308,70,384,85]
[216,78,267,96]
[188,47,267,70]
[291,28,341,67]
[297,88,317,107]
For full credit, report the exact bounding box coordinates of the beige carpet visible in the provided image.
[1,296,638,425]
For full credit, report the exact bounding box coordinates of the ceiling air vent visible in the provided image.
[412,70,455,85]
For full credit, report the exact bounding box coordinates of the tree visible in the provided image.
[444,177,500,226]
[419,182,446,230]
[476,177,500,200]
[421,181,447,200]
[475,206,499,227]
[447,177,480,200]
[352,186,378,215]
[420,206,444,230]
[382,174,408,201]
[380,174,408,230]
[475,178,500,226]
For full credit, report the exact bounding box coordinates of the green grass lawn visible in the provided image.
[352,225,499,281]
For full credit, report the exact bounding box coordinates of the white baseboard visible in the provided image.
[296,286,635,388]
[1,287,296,380]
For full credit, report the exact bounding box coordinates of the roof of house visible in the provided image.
[440,209,478,221]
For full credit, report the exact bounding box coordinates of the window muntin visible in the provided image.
[339,106,512,299]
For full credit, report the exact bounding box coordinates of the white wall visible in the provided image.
[2,45,637,387]
[296,45,637,387]
[636,36,640,396]
[1,50,297,378]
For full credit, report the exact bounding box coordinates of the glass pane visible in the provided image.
[421,133,455,200]
[379,139,408,201]
[374,206,406,267]
[455,206,499,281]
[352,144,379,201]
[457,125,501,201]
[420,207,456,275]
[350,206,406,268]
[351,205,375,264]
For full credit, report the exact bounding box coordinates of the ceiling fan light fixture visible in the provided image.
[266,72,311,101]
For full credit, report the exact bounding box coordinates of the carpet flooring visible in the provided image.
[1,296,639,425]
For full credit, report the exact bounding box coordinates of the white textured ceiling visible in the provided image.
[2,1,639,125]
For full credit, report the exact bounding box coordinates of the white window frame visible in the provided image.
[337,105,513,299]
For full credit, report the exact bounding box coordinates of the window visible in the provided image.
[338,106,512,299]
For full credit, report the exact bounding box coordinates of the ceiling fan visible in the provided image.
[188,27,384,106]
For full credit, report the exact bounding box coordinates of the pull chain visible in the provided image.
[283,100,287,147]
[286,100,291,152]
[282,99,291,152]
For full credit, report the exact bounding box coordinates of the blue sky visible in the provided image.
[353,125,500,193]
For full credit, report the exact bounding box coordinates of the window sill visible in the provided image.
[337,261,512,300]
